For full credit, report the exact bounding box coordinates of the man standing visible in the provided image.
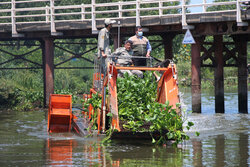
[112,40,143,78]
[98,18,116,73]
[128,26,152,66]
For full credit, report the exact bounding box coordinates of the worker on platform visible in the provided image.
[128,26,152,66]
[112,40,143,78]
[98,18,116,73]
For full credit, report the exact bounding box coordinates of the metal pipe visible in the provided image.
[118,21,121,48]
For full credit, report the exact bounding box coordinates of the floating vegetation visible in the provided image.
[84,72,197,146]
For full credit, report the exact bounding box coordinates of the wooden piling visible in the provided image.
[214,35,225,113]
[42,38,54,107]
[162,34,175,60]
[235,36,248,114]
[191,37,202,113]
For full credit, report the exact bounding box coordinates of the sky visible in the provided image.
[189,0,215,13]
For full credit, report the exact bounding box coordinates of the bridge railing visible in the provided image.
[0,0,248,36]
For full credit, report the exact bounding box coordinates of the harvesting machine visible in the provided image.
[47,57,180,138]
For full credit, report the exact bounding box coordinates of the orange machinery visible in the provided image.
[92,62,180,134]
[47,94,72,133]
[47,62,179,135]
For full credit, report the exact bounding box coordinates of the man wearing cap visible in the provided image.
[112,40,143,78]
[128,26,152,66]
[98,18,116,58]
[98,18,116,74]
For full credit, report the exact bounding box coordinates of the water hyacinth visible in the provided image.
[116,72,194,145]
[85,71,196,145]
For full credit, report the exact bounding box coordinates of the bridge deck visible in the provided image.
[0,0,250,38]
[0,11,250,39]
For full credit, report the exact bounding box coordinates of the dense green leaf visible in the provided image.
[188,121,194,127]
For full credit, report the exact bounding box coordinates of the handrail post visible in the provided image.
[11,0,23,37]
[182,0,194,29]
[81,3,85,21]
[92,0,98,34]
[46,5,49,23]
[136,0,140,27]
[50,0,62,36]
[181,0,187,28]
[237,0,248,26]
[11,0,17,36]
[203,0,206,13]
[118,1,122,18]
[159,1,163,16]
[50,0,56,34]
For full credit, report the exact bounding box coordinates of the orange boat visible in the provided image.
[47,61,180,138]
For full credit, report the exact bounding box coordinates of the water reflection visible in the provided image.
[44,133,248,167]
[215,135,225,167]
[239,133,249,167]
[189,132,249,167]
[44,119,249,166]
[192,139,203,167]
[45,137,123,167]
[46,139,75,166]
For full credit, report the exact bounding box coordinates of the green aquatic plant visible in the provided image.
[85,72,196,146]
[116,72,194,146]
[83,92,102,131]
[117,72,157,123]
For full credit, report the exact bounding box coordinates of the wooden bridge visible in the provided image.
[0,0,249,113]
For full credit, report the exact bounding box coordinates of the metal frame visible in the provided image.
[0,40,96,70]
[0,45,42,70]
[54,45,96,66]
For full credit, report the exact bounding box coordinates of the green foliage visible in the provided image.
[207,0,236,12]
[145,102,192,146]
[84,93,102,111]
[83,92,102,130]
[117,72,157,122]
[174,43,191,63]
[83,72,195,146]
[0,68,44,110]
[116,72,193,146]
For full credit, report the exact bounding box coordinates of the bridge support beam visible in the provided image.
[214,35,224,113]
[235,36,248,114]
[42,38,54,107]
[162,35,175,60]
[191,37,202,113]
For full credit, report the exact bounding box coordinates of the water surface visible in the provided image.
[0,91,249,166]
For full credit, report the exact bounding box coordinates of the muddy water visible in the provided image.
[0,91,249,166]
